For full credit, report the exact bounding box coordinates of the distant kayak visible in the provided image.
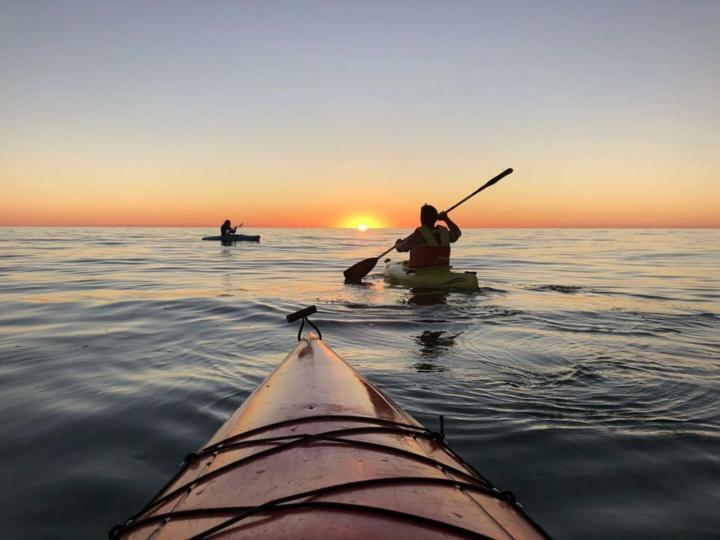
[110,328,548,539]
[202,234,260,242]
[383,260,479,291]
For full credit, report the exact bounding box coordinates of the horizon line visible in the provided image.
[1,225,718,230]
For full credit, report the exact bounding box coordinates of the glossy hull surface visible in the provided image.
[113,334,546,540]
[202,235,261,242]
[384,261,479,291]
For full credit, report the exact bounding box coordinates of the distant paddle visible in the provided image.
[343,168,514,283]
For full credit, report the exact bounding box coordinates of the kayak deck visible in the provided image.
[384,260,479,291]
[112,333,547,539]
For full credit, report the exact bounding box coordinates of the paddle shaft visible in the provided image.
[444,168,513,213]
[392,167,513,251]
[376,244,397,260]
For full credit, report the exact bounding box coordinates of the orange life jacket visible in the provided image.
[409,226,451,268]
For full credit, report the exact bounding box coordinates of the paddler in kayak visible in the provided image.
[395,204,461,268]
[220,219,243,237]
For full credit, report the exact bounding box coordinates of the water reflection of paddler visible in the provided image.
[416,330,459,356]
[394,205,461,268]
[407,290,448,306]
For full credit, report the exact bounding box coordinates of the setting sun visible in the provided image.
[340,215,385,230]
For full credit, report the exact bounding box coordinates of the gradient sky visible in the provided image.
[1,1,718,227]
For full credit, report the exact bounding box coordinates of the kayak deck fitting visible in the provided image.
[111,307,548,539]
[383,260,479,291]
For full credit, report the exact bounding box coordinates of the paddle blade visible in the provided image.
[483,167,513,189]
[343,257,379,283]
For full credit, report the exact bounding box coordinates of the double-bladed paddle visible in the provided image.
[343,168,514,283]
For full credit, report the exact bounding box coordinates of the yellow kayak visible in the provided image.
[383,260,479,291]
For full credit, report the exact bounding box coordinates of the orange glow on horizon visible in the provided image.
[1,157,718,228]
[338,215,386,230]
[2,199,719,229]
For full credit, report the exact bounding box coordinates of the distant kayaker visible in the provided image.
[395,205,461,268]
[220,219,243,237]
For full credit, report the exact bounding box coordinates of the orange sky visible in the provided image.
[2,152,717,228]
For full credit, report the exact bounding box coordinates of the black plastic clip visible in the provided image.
[430,414,446,441]
[286,305,322,341]
[183,452,198,465]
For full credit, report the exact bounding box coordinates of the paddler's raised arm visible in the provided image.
[438,211,461,242]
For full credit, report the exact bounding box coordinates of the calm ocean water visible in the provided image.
[1,227,718,539]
